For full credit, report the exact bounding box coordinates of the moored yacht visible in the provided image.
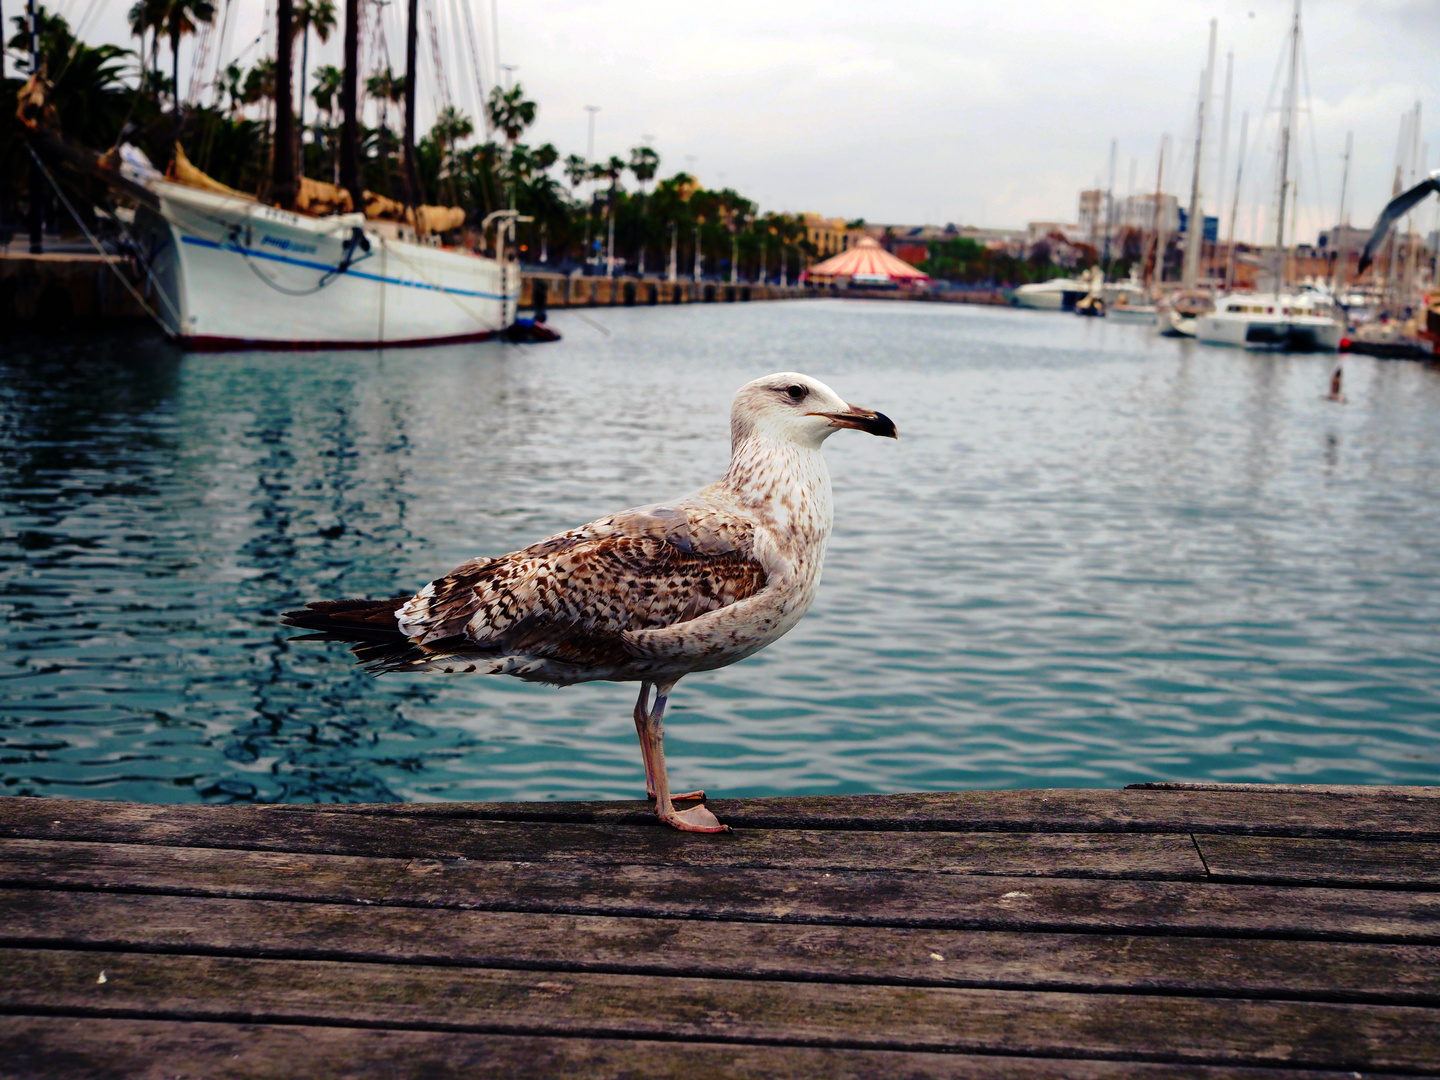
[1012,278,1091,311]
[1194,293,1343,351]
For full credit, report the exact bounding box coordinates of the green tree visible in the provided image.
[310,64,342,121]
[485,82,537,148]
[294,0,336,143]
[157,0,216,117]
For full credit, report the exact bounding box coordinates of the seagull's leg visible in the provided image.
[632,681,659,799]
[634,680,703,802]
[645,679,728,833]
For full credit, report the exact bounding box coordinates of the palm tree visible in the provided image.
[486,82,537,205]
[485,82,537,149]
[563,153,588,196]
[293,0,336,151]
[310,64,342,121]
[365,68,405,193]
[158,0,216,119]
[429,105,474,202]
[126,0,165,88]
[628,146,659,274]
[220,60,246,116]
[310,63,343,179]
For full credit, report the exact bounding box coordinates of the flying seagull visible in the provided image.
[1358,168,1440,275]
[284,373,896,832]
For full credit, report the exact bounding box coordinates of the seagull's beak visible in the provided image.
[814,405,898,439]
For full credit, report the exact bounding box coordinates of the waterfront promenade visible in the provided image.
[1,783,1436,1077]
[0,252,1007,324]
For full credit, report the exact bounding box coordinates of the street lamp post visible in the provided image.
[693,224,701,284]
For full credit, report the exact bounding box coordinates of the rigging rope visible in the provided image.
[25,143,167,328]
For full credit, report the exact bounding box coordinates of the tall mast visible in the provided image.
[1214,50,1233,258]
[1101,137,1116,274]
[1332,130,1352,293]
[339,0,363,212]
[1182,18,1217,290]
[1146,137,1166,290]
[1273,0,1300,298]
[273,0,296,208]
[1224,112,1248,290]
[402,0,423,217]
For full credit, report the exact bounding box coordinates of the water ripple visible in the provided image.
[3,302,1440,803]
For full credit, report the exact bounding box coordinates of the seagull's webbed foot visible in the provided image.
[634,678,729,834]
[658,800,729,833]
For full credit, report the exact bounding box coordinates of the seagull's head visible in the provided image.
[731,372,897,451]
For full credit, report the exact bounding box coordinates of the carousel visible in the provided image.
[801,237,930,290]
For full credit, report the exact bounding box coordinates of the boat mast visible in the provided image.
[402,0,423,220]
[1101,137,1116,275]
[339,0,363,212]
[273,0,296,208]
[1146,138,1166,291]
[1331,130,1352,294]
[1224,112,1248,291]
[1272,0,1300,299]
[1182,19,1217,291]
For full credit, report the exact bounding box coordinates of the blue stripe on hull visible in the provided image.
[179,235,515,301]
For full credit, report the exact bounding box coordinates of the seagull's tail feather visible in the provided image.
[282,597,497,676]
[282,596,411,641]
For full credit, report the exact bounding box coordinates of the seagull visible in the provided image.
[1358,168,1440,275]
[283,373,896,832]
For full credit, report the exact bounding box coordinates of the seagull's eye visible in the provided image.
[786,385,806,401]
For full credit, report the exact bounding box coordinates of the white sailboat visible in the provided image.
[136,179,517,350]
[137,0,520,350]
[1195,1,1343,353]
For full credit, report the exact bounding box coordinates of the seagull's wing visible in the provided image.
[387,501,767,674]
[1359,171,1440,275]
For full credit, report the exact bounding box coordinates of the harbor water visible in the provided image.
[3,299,1439,804]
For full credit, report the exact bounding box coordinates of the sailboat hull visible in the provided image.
[137,180,518,350]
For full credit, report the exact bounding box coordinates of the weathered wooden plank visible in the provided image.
[7,788,1436,837]
[1130,783,1440,798]
[4,839,1438,941]
[0,800,1204,879]
[5,890,1436,1003]
[264,786,1440,839]
[1197,835,1440,888]
[0,1018,1394,1080]
[3,949,1436,1070]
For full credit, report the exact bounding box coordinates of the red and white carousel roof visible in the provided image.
[802,237,929,282]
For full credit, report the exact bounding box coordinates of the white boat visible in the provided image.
[135,179,517,350]
[1012,278,1091,311]
[1194,293,1343,351]
[1191,4,1340,354]
[1107,304,1158,324]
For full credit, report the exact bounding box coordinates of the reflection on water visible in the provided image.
[3,303,1440,804]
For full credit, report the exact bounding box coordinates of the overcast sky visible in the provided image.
[42,0,1440,243]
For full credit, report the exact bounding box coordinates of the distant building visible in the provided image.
[1115,193,1180,236]
[1176,208,1219,243]
[801,214,865,256]
[1317,223,1372,254]
[1077,189,1105,240]
[1026,221,1086,246]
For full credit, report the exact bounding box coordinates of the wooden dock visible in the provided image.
[0,783,1436,1077]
